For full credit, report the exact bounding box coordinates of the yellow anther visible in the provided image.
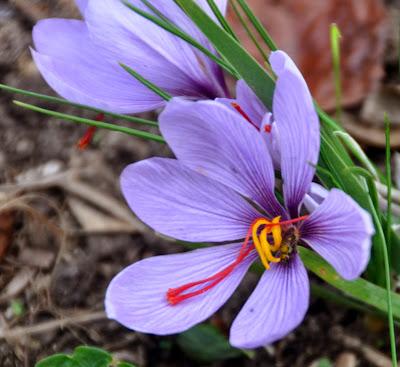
[252,219,271,269]
[259,227,280,263]
[251,217,283,270]
[270,216,282,251]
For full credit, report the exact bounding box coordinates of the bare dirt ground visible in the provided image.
[0,1,399,366]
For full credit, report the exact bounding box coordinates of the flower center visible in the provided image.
[166,215,307,306]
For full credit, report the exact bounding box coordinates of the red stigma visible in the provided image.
[166,227,254,305]
[264,124,272,133]
[76,113,104,150]
[231,102,260,131]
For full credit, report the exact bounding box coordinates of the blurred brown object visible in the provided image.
[0,211,14,261]
[229,0,388,111]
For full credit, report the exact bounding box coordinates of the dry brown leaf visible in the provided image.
[229,0,388,110]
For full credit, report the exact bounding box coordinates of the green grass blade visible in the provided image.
[206,0,238,40]
[335,131,379,180]
[230,0,269,62]
[0,83,158,127]
[122,0,239,77]
[120,63,172,101]
[14,100,165,143]
[330,24,342,122]
[234,0,278,51]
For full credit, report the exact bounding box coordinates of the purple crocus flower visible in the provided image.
[105,51,374,348]
[31,0,228,114]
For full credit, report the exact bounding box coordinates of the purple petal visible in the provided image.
[217,80,268,128]
[230,255,309,348]
[32,19,163,113]
[75,0,88,14]
[85,0,226,99]
[303,183,329,213]
[121,157,260,242]
[270,50,320,217]
[301,189,374,280]
[106,243,256,335]
[159,99,285,219]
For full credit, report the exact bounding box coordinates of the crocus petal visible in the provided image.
[106,243,256,335]
[230,255,309,348]
[270,50,320,217]
[32,19,162,113]
[303,183,329,213]
[159,99,285,218]
[301,189,374,280]
[260,112,281,168]
[217,80,268,128]
[85,0,226,100]
[75,0,88,14]
[121,157,260,242]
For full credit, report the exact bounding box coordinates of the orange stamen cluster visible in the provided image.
[166,215,308,306]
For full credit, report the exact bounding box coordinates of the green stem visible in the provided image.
[13,100,165,143]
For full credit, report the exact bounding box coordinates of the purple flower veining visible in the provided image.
[31,0,228,114]
[105,50,374,348]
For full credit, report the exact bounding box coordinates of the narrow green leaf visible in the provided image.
[120,63,172,101]
[299,247,400,323]
[234,0,278,51]
[335,131,379,180]
[330,24,342,122]
[14,101,165,143]
[0,83,158,127]
[177,324,243,363]
[230,0,269,62]
[174,0,275,108]
[206,0,238,40]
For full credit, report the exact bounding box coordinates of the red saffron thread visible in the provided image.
[166,215,309,305]
[231,102,260,131]
[77,113,105,150]
[167,226,254,305]
[264,124,272,133]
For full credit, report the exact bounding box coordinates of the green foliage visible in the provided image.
[177,324,243,363]
[317,357,333,367]
[35,346,136,367]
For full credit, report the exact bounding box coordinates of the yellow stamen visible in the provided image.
[252,219,271,269]
[259,227,280,263]
[251,216,283,270]
[270,216,282,251]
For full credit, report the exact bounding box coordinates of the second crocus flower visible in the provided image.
[31,0,229,114]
